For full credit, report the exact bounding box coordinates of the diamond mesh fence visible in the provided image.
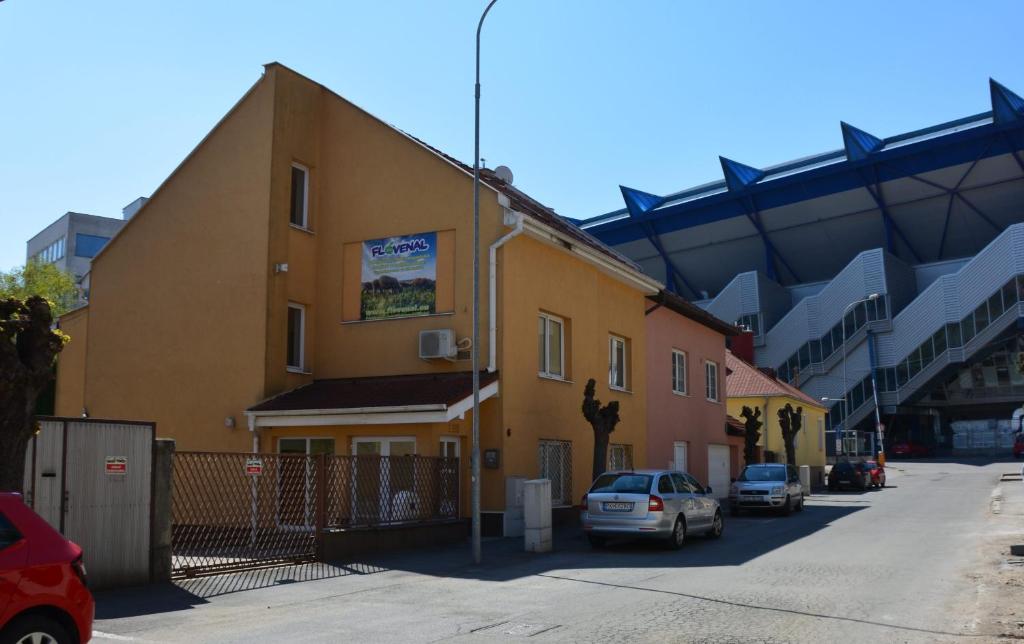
[171,452,460,578]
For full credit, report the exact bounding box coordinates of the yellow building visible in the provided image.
[55,63,661,533]
[724,350,828,484]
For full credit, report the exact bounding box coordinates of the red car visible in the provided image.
[890,441,932,458]
[861,461,886,488]
[1013,434,1024,459]
[0,493,93,644]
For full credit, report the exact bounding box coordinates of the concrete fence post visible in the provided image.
[799,464,811,495]
[150,438,175,583]
[523,479,551,553]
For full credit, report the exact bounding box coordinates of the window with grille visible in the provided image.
[671,350,687,394]
[538,440,572,506]
[705,360,719,401]
[608,444,633,471]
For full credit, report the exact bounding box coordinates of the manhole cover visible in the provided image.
[476,622,561,637]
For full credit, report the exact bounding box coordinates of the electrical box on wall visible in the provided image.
[484,449,500,469]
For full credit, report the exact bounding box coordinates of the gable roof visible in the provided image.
[646,289,739,336]
[725,350,824,409]
[267,62,645,275]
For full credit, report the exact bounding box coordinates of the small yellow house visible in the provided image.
[725,350,828,485]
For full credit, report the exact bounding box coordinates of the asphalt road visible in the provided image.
[94,459,1018,643]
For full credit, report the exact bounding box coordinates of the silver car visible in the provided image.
[728,463,805,516]
[581,469,723,549]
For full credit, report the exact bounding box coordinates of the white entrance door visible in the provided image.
[707,444,730,500]
[352,437,416,524]
[673,441,688,472]
[278,437,335,529]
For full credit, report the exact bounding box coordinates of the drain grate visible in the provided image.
[474,622,561,637]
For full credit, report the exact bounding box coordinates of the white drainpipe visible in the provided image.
[489,209,524,372]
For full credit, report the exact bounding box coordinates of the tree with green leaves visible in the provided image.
[777,403,804,466]
[582,378,621,480]
[740,405,763,466]
[1,297,68,492]
[0,259,79,317]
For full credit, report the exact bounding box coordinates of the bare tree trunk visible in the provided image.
[0,390,34,493]
[593,430,610,481]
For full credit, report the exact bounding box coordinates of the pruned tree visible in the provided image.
[778,403,804,466]
[581,378,620,480]
[0,297,67,492]
[740,405,762,466]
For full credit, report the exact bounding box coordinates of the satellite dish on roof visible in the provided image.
[494,165,514,185]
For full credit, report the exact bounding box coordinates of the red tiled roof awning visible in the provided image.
[246,371,499,427]
[726,415,746,437]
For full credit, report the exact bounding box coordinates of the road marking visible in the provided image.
[92,631,140,642]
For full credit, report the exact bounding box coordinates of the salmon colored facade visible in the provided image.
[644,292,741,496]
[54,64,661,531]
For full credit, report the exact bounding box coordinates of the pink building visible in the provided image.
[645,291,742,497]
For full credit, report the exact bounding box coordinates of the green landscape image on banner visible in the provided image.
[360,231,437,320]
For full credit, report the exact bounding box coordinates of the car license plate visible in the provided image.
[603,502,633,511]
[839,480,850,484]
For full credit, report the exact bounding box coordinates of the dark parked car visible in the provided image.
[890,441,932,458]
[0,492,93,644]
[827,461,870,491]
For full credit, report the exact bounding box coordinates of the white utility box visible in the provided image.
[523,479,552,553]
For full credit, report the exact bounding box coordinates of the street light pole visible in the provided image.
[839,293,880,458]
[471,0,499,566]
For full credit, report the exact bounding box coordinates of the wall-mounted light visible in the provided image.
[224,416,236,429]
[274,263,289,274]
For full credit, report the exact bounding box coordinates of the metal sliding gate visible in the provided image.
[171,452,460,578]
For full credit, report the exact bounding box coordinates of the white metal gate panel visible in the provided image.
[25,418,154,589]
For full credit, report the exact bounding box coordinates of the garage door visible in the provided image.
[707,444,730,500]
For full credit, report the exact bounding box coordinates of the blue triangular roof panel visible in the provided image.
[719,157,765,192]
[990,79,1024,124]
[620,186,667,219]
[840,121,884,161]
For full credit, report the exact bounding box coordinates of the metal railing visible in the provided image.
[171,452,459,578]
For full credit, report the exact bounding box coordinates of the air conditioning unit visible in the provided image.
[419,329,457,360]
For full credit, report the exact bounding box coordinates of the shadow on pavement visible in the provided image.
[96,504,863,618]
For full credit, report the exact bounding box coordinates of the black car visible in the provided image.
[827,460,870,491]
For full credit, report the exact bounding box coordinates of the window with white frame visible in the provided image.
[538,313,564,378]
[672,350,687,394]
[287,303,305,371]
[538,439,572,505]
[290,163,309,228]
[705,360,719,401]
[608,444,633,471]
[609,335,627,390]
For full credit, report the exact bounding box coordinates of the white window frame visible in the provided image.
[608,444,633,471]
[609,335,628,391]
[290,162,310,229]
[705,360,719,402]
[286,302,306,372]
[538,312,565,379]
[671,349,688,395]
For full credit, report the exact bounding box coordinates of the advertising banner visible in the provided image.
[360,231,437,320]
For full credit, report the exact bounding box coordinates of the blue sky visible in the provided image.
[2,0,1023,271]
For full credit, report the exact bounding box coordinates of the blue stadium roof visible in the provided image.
[581,79,1024,299]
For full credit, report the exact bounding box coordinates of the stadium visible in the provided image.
[581,79,1024,457]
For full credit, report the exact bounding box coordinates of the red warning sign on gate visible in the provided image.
[245,458,263,476]
[105,456,127,475]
